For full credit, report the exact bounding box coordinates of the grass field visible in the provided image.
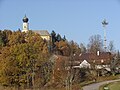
[108,81,120,90]
[99,81,120,90]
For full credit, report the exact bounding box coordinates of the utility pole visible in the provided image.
[102,19,108,52]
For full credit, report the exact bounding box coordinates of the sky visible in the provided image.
[0,0,120,50]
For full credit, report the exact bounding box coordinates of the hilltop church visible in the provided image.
[22,15,51,41]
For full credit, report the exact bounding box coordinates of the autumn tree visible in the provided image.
[0,30,12,53]
[0,31,4,47]
[8,30,26,46]
[0,30,12,46]
[51,30,69,55]
[2,30,12,45]
[69,40,81,55]
[0,30,51,89]
[55,40,70,56]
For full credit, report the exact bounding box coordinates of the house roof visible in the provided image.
[32,30,50,36]
[50,52,113,70]
[50,55,69,70]
[77,52,112,65]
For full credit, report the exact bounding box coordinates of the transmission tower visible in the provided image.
[102,19,108,51]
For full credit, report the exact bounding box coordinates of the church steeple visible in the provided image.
[23,15,29,23]
[22,15,29,32]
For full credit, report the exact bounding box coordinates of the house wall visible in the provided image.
[95,65,110,69]
[41,35,50,41]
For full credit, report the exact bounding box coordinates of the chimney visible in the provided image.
[97,51,100,56]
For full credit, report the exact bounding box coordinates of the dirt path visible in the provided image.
[82,79,120,90]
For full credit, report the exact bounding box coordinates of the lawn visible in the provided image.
[108,81,120,90]
[99,81,120,90]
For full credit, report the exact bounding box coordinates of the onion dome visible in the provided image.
[23,15,29,23]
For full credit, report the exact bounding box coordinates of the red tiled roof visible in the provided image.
[77,52,112,65]
[52,52,113,70]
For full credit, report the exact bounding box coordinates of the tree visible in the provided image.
[51,31,68,54]
[108,41,115,53]
[63,35,66,41]
[87,34,103,53]
[8,30,26,46]
[51,30,56,45]
[2,30,12,45]
[0,30,12,47]
[110,51,120,75]
[0,37,4,46]
[69,40,80,55]
[55,40,70,56]
[80,43,86,53]
[56,34,62,42]
[0,47,20,87]
[0,30,4,47]
[0,31,50,89]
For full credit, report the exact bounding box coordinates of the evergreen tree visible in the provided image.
[51,30,56,44]
[63,35,66,41]
[56,34,62,42]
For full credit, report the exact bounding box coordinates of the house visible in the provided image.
[73,51,113,70]
[73,60,91,68]
[33,30,51,41]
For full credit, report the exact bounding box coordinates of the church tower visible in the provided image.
[22,15,29,32]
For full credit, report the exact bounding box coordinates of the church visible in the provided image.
[22,15,51,41]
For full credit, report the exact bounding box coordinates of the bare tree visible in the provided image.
[80,43,87,53]
[87,34,103,53]
[108,41,115,53]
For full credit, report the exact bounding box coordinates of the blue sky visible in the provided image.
[0,0,120,50]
